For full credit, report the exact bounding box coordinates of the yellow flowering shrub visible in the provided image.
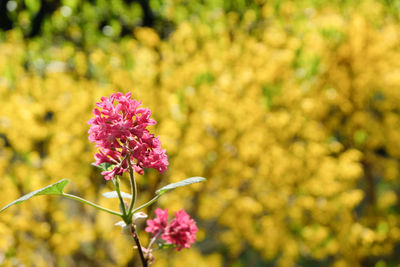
[1,1,400,266]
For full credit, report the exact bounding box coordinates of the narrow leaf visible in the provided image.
[158,243,176,249]
[0,179,70,213]
[156,177,206,195]
[102,191,132,199]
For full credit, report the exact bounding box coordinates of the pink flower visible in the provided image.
[145,208,169,235]
[88,92,168,180]
[162,210,198,250]
[145,209,198,250]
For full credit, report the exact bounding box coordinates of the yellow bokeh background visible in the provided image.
[1,0,400,266]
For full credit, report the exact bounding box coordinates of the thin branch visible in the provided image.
[127,156,137,217]
[131,224,148,267]
[113,177,128,219]
[132,194,161,214]
[61,193,122,217]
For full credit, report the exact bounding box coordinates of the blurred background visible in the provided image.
[1,0,400,266]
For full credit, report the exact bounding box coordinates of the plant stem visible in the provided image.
[127,158,137,217]
[147,231,162,251]
[131,224,148,267]
[113,177,128,220]
[132,194,161,214]
[61,193,122,217]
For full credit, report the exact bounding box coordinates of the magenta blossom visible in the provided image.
[88,92,168,180]
[145,208,169,235]
[162,210,198,250]
[145,209,198,251]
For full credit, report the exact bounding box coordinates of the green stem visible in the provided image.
[113,177,128,220]
[147,231,162,251]
[132,194,161,214]
[127,159,137,217]
[61,193,122,217]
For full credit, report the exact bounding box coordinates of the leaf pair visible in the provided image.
[102,176,206,199]
[0,177,206,213]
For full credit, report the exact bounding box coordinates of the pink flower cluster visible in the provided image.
[145,208,198,251]
[88,92,168,180]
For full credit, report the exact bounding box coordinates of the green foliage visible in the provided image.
[0,179,69,212]
[156,177,207,195]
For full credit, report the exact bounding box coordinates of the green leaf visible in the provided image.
[158,243,176,249]
[156,177,206,195]
[93,162,112,172]
[102,191,132,199]
[0,179,70,213]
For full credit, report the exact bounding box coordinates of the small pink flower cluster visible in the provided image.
[88,92,168,180]
[145,208,198,251]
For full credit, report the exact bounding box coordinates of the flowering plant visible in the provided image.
[0,92,206,266]
[146,208,198,251]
